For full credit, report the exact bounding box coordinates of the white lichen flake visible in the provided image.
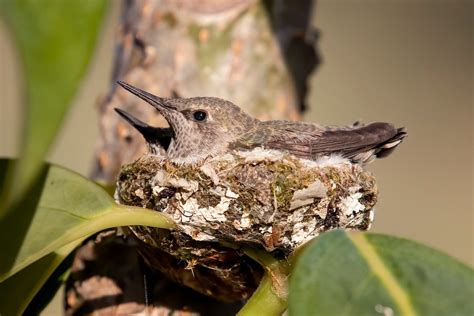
[134,188,144,199]
[180,197,230,225]
[199,164,220,185]
[291,217,317,245]
[338,190,365,216]
[225,188,239,199]
[239,211,251,229]
[290,180,327,210]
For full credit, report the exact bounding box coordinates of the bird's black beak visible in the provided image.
[114,108,160,141]
[115,108,173,151]
[116,81,176,110]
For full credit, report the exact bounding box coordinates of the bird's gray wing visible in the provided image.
[307,122,407,162]
[234,121,406,163]
[232,121,323,159]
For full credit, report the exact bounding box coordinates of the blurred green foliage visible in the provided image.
[0,240,80,315]
[0,0,107,215]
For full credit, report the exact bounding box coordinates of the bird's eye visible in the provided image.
[193,110,207,121]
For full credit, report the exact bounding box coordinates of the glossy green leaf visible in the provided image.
[0,240,81,315]
[0,159,175,282]
[289,230,474,316]
[0,0,107,215]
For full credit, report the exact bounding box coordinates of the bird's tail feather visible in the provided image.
[346,127,407,164]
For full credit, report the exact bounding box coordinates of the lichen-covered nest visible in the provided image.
[115,149,378,302]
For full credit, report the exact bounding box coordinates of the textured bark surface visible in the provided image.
[68,0,318,314]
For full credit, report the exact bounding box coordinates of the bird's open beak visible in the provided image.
[114,108,160,141]
[116,81,176,111]
[114,108,173,151]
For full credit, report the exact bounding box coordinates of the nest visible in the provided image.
[115,149,378,302]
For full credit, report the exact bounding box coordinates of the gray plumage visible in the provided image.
[115,81,406,165]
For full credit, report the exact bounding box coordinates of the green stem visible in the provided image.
[238,272,287,316]
[2,205,176,281]
[238,247,289,316]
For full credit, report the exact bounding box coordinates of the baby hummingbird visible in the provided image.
[115,81,406,165]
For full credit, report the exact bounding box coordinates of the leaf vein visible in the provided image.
[349,233,418,316]
[38,205,91,220]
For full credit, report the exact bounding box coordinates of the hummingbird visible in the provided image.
[115,81,406,165]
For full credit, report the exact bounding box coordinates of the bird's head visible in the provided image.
[116,81,257,163]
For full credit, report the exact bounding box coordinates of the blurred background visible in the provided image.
[1,0,472,271]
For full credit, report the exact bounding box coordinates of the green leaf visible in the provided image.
[0,159,175,282]
[289,230,474,316]
[0,239,81,316]
[24,240,77,315]
[0,0,107,215]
